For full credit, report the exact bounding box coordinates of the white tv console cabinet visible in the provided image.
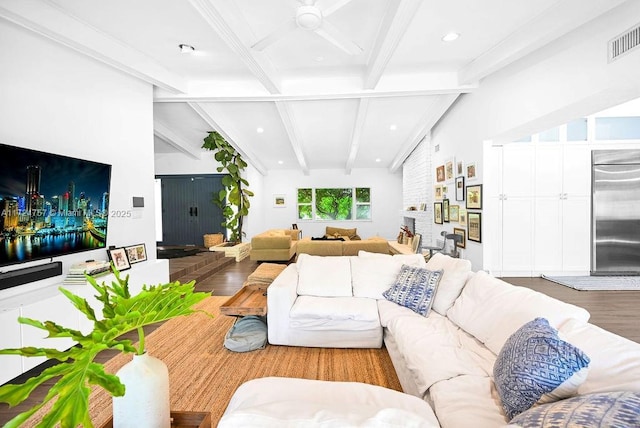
[0,259,169,384]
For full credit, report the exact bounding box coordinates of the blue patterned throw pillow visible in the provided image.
[511,391,640,427]
[383,265,442,316]
[493,317,591,420]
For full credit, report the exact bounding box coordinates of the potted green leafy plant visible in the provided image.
[202,131,253,244]
[0,269,211,427]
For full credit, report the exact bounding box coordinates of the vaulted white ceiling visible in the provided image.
[0,0,627,174]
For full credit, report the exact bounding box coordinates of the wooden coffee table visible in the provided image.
[220,283,268,317]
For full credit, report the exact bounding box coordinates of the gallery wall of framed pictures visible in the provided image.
[434,158,482,244]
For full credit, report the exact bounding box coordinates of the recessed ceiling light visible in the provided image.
[256,127,264,134]
[389,124,397,131]
[441,32,459,42]
[278,160,284,165]
[179,44,195,53]
[375,158,382,163]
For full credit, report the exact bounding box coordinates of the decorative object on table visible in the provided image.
[411,233,422,253]
[436,165,445,182]
[292,223,298,230]
[455,176,465,201]
[466,184,483,210]
[434,202,443,224]
[203,233,224,248]
[124,244,147,264]
[453,227,466,249]
[273,194,286,207]
[0,268,211,427]
[108,247,131,271]
[468,212,482,242]
[202,131,253,244]
[63,260,111,285]
[443,199,450,223]
[449,205,460,222]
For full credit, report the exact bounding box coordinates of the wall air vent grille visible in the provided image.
[609,23,640,62]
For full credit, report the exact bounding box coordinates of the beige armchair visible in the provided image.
[250,229,299,262]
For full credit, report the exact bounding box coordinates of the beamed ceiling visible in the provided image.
[0,0,627,174]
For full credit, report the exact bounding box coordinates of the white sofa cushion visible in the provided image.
[493,317,591,420]
[386,312,493,395]
[219,377,440,428]
[559,318,640,395]
[425,253,472,315]
[428,375,508,428]
[446,271,590,355]
[290,296,380,331]
[296,254,352,297]
[351,257,402,299]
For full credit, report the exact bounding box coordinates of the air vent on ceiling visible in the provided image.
[608,23,640,62]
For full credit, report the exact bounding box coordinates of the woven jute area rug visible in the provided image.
[24,296,401,427]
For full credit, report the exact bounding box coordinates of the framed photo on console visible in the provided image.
[108,247,131,271]
[125,244,147,264]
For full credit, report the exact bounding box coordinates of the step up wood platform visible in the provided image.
[168,250,234,284]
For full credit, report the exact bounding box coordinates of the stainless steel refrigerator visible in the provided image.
[592,149,640,275]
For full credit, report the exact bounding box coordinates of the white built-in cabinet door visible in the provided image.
[0,308,23,384]
[20,294,79,372]
[488,143,591,276]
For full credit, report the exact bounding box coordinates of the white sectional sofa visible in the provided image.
[266,252,640,427]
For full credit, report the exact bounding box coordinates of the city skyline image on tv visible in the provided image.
[0,143,112,267]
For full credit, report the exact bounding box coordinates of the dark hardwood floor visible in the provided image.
[2,256,639,424]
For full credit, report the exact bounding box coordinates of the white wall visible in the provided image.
[430,1,640,271]
[0,21,156,296]
[261,169,402,240]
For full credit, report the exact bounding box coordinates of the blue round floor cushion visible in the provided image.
[510,391,640,427]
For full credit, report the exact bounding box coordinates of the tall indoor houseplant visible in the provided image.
[202,131,253,243]
[0,269,211,427]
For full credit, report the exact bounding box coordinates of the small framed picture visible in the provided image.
[468,212,482,243]
[273,194,286,207]
[445,159,454,181]
[449,204,460,222]
[467,162,477,181]
[434,185,443,200]
[455,176,465,201]
[436,165,445,182]
[443,199,450,223]
[466,184,483,210]
[458,208,467,226]
[434,202,443,224]
[108,247,131,271]
[125,244,147,264]
[456,160,464,176]
[453,227,466,249]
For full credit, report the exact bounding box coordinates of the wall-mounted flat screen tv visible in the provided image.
[0,143,112,267]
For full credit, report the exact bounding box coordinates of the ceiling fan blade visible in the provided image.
[314,20,363,55]
[251,18,298,51]
[322,0,356,17]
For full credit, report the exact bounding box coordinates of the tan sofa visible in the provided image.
[250,229,299,262]
[296,236,389,257]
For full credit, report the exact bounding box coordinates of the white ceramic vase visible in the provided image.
[112,353,171,428]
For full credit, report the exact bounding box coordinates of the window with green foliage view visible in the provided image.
[297,188,371,221]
